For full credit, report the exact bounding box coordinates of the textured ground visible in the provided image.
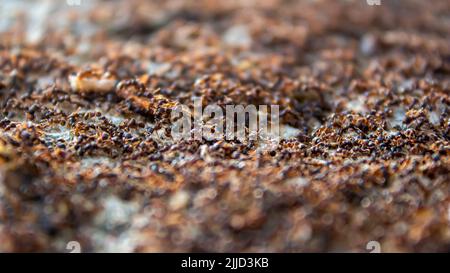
[0,0,449,252]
